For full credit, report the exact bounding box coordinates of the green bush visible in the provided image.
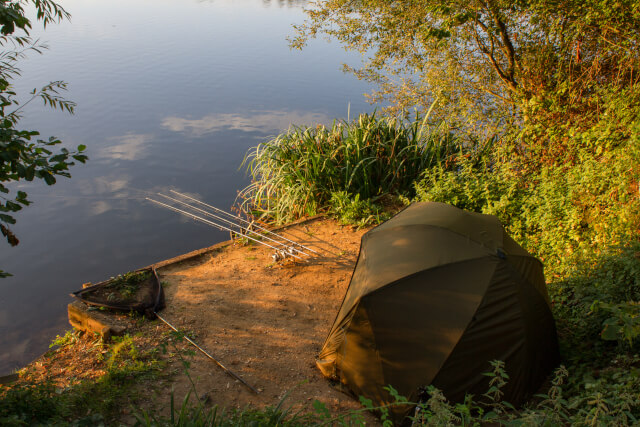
[412,83,640,410]
[414,140,639,273]
[408,361,640,426]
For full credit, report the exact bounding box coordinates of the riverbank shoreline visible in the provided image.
[1,216,381,424]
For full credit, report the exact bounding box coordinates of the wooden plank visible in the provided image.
[67,301,127,341]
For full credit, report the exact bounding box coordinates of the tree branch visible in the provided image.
[487,1,518,90]
[472,9,516,93]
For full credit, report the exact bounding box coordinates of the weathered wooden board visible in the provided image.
[67,301,127,341]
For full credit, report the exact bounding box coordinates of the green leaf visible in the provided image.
[0,214,16,224]
[49,154,67,163]
[312,400,331,418]
[358,395,374,408]
[600,323,621,341]
[5,201,21,211]
[42,172,56,185]
[25,165,35,181]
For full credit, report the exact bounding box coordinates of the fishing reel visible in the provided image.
[272,246,300,262]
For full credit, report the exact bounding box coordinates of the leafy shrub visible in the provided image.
[50,330,81,348]
[0,380,62,426]
[408,361,640,426]
[414,140,639,274]
[328,191,392,228]
[595,301,640,345]
[300,360,639,426]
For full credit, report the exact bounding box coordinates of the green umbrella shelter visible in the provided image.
[317,202,560,421]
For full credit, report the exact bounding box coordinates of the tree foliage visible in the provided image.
[292,0,640,137]
[0,0,87,277]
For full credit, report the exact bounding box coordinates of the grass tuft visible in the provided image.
[238,112,462,224]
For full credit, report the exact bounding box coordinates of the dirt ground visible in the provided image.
[149,216,372,417]
[10,216,381,422]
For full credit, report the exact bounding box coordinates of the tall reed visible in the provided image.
[238,112,461,223]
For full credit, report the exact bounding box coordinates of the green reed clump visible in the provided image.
[238,112,461,223]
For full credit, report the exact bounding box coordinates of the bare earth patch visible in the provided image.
[149,216,372,418]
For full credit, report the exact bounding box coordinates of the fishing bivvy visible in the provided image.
[317,202,560,423]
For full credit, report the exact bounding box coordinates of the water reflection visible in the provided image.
[0,0,375,375]
[162,110,331,136]
[194,0,307,7]
[262,0,307,7]
[99,133,153,161]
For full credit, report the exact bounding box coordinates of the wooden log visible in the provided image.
[67,301,127,341]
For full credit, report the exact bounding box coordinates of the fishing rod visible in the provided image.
[169,190,320,256]
[156,193,311,258]
[154,311,259,394]
[146,198,305,261]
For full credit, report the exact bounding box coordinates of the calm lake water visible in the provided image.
[0,0,376,375]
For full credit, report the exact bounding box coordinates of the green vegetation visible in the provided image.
[239,112,460,224]
[0,332,162,425]
[0,0,88,277]
[374,361,639,426]
[131,360,639,425]
[328,191,392,228]
[106,270,152,300]
[291,0,639,137]
[135,397,316,427]
[135,384,317,427]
